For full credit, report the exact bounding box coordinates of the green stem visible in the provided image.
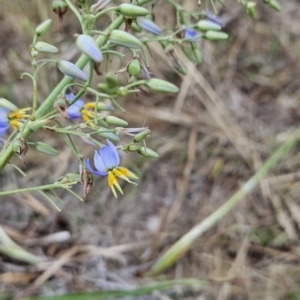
[149,126,300,275]
[65,0,83,30]
[0,183,68,196]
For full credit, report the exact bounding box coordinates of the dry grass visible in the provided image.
[1,0,300,299]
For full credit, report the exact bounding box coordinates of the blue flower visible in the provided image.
[203,10,224,27]
[184,28,197,42]
[85,140,138,197]
[0,108,10,135]
[66,93,84,119]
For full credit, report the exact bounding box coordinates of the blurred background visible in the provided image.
[1,0,300,299]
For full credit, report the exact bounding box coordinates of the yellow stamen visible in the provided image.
[108,171,123,198]
[10,119,22,130]
[118,167,139,179]
[84,102,96,109]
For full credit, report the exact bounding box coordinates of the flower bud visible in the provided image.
[136,17,162,35]
[109,30,143,49]
[138,147,159,158]
[33,141,59,156]
[127,144,142,152]
[36,19,52,37]
[57,60,88,81]
[203,10,224,27]
[75,34,103,62]
[127,59,142,76]
[98,83,118,95]
[134,130,150,143]
[146,78,179,93]
[0,98,18,111]
[197,20,222,31]
[130,22,143,33]
[204,31,228,40]
[34,41,59,54]
[105,73,119,88]
[191,42,202,64]
[245,2,257,19]
[117,3,149,18]
[104,116,128,127]
[97,131,120,141]
[181,45,197,64]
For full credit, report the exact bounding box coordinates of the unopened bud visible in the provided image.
[204,31,228,40]
[134,130,150,142]
[34,41,59,54]
[75,34,103,62]
[33,141,59,156]
[245,2,257,19]
[57,60,88,81]
[138,147,159,158]
[104,116,128,127]
[197,20,222,31]
[36,19,52,37]
[109,30,143,49]
[97,131,120,141]
[98,83,118,95]
[136,17,162,35]
[266,0,281,11]
[117,3,149,18]
[124,144,142,152]
[106,73,119,88]
[146,78,179,93]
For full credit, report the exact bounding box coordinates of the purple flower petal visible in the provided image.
[98,143,119,170]
[106,139,120,166]
[85,158,107,176]
[184,28,197,42]
[93,150,108,174]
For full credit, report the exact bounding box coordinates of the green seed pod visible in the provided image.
[57,60,88,81]
[117,3,149,18]
[204,31,228,40]
[268,0,281,11]
[197,20,222,31]
[109,30,143,49]
[127,59,141,76]
[181,45,197,64]
[104,116,128,127]
[75,34,103,62]
[34,41,59,54]
[97,131,120,141]
[35,19,52,37]
[191,42,202,64]
[0,98,18,111]
[98,83,118,95]
[52,0,68,16]
[137,147,159,158]
[105,73,119,88]
[134,130,150,143]
[33,142,59,156]
[146,78,179,93]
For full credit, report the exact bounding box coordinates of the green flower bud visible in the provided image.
[34,41,59,54]
[130,22,143,33]
[94,102,114,111]
[245,2,257,19]
[117,3,149,18]
[134,130,150,143]
[268,0,281,11]
[109,30,143,49]
[204,31,228,40]
[36,19,52,37]
[57,60,88,81]
[191,42,202,64]
[97,131,120,141]
[105,73,119,88]
[127,59,141,76]
[127,144,142,152]
[75,34,103,63]
[104,116,128,127]
[138,147,159,158]
[0,98,18,111]
[33,141,59,156]
[197,20,222,31]
[146,78,179,93]
[181,45,197,64]
[98,83,118,95]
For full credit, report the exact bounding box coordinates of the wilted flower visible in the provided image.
[184,27,197,42]
[85,140,138,197]
[0,107,31,135]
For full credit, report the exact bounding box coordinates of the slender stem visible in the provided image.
[65,0,83,31]
[94,6,118,20]
[149,126,300,275]
[0,184,68,196]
